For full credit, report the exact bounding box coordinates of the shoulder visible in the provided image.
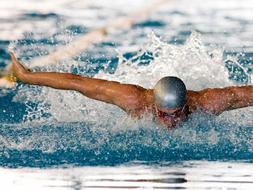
[186,89,218,114]
[113,83,150,112]
[125,88,155,115]
[188,88,234,115]
[186,90,201,112]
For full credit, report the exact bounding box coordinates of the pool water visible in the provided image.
[0,0,253,189]
[2,161,253,189]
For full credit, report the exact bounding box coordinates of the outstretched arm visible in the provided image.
[197,85,253,115]
[10,52,146,112]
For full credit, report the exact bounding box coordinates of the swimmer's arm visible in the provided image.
[198,85,253,115]
[26,73,145,111]
[11,52,146,112]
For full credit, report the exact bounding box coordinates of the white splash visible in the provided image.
[97,31,232,90]
[10,31,253,129]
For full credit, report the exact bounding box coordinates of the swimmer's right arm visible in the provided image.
[10,52,146,112]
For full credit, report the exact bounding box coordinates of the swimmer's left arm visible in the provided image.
[198,85,253,115]
[226,85,253,110]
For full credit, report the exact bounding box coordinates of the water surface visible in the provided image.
[0,0,253,189]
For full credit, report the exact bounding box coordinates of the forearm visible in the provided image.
[19,71,90,91]
[229,85,253,109]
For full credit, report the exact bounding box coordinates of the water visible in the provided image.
[2,161,253,189]
[0,0,253,189]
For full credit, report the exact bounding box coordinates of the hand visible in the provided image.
[9,52,30,80]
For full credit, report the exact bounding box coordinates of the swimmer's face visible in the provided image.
[155,105,187,128]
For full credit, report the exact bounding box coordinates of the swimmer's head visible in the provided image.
[153,76,187,109]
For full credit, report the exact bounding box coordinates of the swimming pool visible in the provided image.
[0,0,253,189]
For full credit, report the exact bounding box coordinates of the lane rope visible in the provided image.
[1,0,169,88]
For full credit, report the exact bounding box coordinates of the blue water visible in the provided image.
[0,0,253,189]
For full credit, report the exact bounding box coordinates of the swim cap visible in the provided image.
[153,76,187,109]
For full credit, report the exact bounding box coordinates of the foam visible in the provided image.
[4,32,252,158]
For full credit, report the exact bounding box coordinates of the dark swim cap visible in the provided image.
[154,76,187,109]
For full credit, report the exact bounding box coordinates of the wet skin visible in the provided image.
[10,52,253,128]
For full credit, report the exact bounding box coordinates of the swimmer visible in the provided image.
[10,52,253,128]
